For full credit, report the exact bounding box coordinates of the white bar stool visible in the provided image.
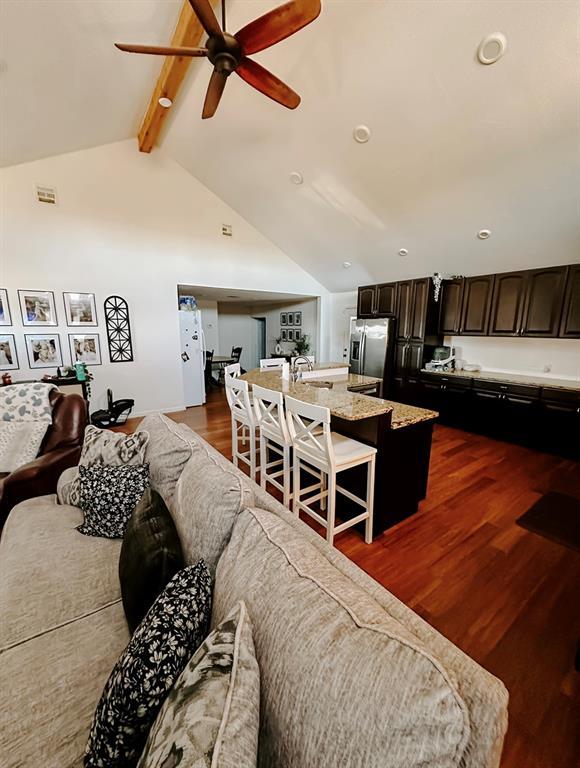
[285,396,376,546]
[260,358,286,370]
[253,384,294,508]
[225,376,259,481]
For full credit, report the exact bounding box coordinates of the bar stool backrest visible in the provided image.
[260,358,285,370]
[225,377,254,426]
[224,363,241,408]
[285,396,333,469]
[253,384,291,447]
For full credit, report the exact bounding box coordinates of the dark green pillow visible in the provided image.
[119,488,184,633]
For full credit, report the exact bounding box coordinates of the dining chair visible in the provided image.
[285,396,376,546]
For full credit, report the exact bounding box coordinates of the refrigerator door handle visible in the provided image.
[360,325,367,375]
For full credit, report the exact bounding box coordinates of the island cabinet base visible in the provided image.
[330,414,435,538]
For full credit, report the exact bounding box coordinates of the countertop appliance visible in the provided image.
[425,345,456,372]
[349,316,395,395]
[179,309,206,407]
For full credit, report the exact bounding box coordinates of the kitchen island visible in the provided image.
[240,366,438,537]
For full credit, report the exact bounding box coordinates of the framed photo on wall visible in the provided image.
[288,329,294,341]
[294,329,302,341]
[63,292,97,326]
[25,334,63,369]
[281,329,288,341]
[280,312,287,326]
[18,290,58,326]
[287,312,294,326]
[0,290,12,326]
[69,333,101,365]
[0,334,18,370]
[294,311,302,326]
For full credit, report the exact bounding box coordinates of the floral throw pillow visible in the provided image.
[77,464,150,539]
[137,601,260,768]
[84,562,212,768]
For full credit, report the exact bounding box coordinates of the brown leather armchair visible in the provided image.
[0,391,87,531]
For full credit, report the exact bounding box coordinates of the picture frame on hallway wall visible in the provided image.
[0,335,19,370]
[281,329,287,341]
[287,312,294,326]
[294,311,302,326]
[69,333,102,366]
[24,334,63,369]
[0,290,12,326]
[288,329,294,342]
[280,312,287,326]
[294,329,302,341]
[18,290,58,326]
[63,292,98,327]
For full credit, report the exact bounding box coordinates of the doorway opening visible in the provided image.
[253,317,266,363]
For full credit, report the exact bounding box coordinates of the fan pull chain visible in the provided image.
[222,0,226,31]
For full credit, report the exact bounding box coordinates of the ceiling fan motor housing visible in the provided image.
[207,32,242,74]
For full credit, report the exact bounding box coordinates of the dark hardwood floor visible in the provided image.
[125,389,580,768]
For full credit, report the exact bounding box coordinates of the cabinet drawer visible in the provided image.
[420,373,472,390]
[473,380,540,398]
[541,386,580,406]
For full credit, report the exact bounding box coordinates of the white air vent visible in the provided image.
[35,184,57,205]
[221,223,232,237]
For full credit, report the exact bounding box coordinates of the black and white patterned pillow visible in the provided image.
[77,464,150,539]
[84,561,212,768]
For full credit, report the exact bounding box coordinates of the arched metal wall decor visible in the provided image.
[104,295,134,363]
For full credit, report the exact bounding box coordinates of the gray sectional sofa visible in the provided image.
[0,413,509,768]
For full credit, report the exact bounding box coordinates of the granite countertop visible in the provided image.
[240,368,438,427]
[420,368,580,392]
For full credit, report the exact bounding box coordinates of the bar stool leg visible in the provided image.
[231,417,238,467]
[326,472,336,547]
[250,430,257,482]
[320,472,327,511]
[292,457,301,515]
[259,435,267,491]
[365,455,376,544]
[283,445,291,509]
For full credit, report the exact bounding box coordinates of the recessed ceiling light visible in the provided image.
[477,33,507,65]
[158,96,173,108]
[477,229,491,240]
[398,248,408,257]
[290,171,303,185]
[353,125,371,144]
[343,261,352,269]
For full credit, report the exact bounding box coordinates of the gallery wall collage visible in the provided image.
[0,289,134,375]
[279,310,303,343]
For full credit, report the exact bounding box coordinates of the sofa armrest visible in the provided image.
[0,446,81,530]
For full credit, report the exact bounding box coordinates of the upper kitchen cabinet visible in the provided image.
[357,286,376,318]
[438,279,464,335]
[410,278,431,341]
[489,271,527,336]
[357,282,398,318]
[559,264,580,338]
[520,266,567,337]
[395,280,413,340]
[460,275,495,335]
[376,282,397,315]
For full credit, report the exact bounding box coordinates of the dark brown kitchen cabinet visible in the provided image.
[395,280,413,340]
[375,282,397,315]
[559,264,580,338]
[460,275,494,335]
[357,286,376,318]
[395,340,424,375]
[438,279,464,335]
[489,271,527,336]
[410,278,429,341]
[520,266,567,337]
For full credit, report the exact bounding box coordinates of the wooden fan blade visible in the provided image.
[202,69,228,118]
[236,58,300,109]
[188,0,223,39]
[235,0,321,55]
[115,43,208,57]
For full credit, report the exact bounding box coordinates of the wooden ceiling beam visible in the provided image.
[137,0,219,153]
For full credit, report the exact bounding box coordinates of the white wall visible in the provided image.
[329,291,357,363]
[196,300,219,354]
[0,140,328,415]
[217,304,259,372]
[447,336,580,381]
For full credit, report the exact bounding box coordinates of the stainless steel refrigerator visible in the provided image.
[349,316,395,394]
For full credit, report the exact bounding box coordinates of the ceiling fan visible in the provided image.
[115,0,321,119]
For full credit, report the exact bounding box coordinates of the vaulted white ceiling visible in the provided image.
[2,1,579,292]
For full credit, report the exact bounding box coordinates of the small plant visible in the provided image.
[294,334,311,356]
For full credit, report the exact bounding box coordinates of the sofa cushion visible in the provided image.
[85,562,212,768]
[140,413,200,509]
[173,446,255,577]
[213,507,470,768]
[138,600,260,768]
[0,600,130,768]
[0,496,122,650]
[78,463,150,539]
[119,488,185,633]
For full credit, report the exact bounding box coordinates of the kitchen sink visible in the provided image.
[305,380,334,389]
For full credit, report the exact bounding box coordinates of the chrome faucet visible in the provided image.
[291,356,313,382]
